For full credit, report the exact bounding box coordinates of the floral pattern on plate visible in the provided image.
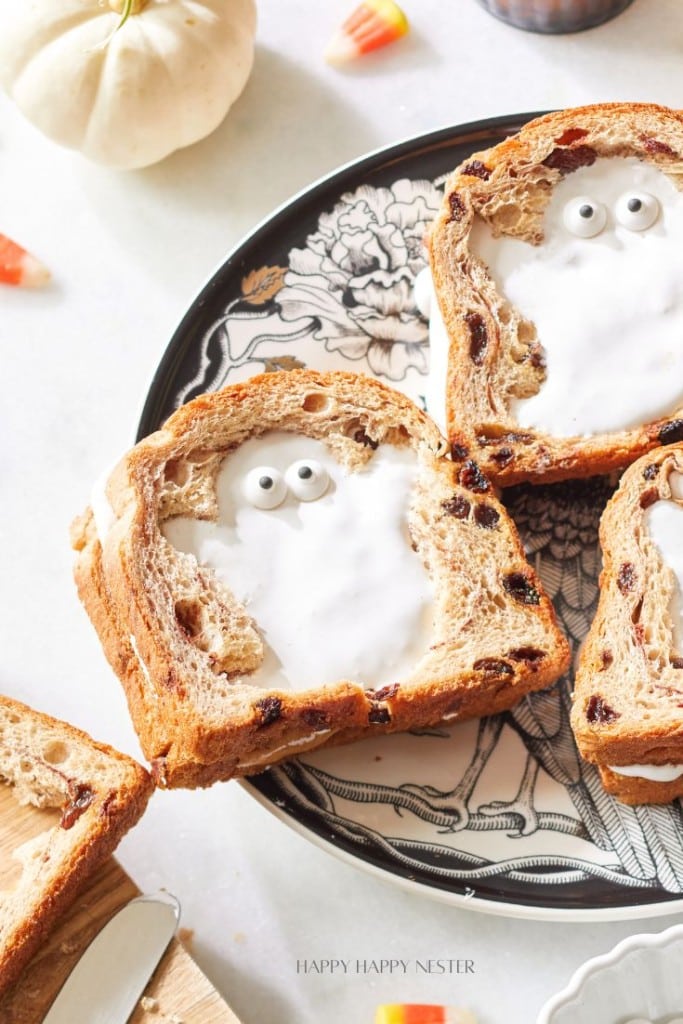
[175,178,440,409]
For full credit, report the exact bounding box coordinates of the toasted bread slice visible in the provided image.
[0,694,152,996]
[72,370,569,788]
[429,102,683,486]
[571,443,683,803]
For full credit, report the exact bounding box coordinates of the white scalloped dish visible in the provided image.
[537,924,683,1024]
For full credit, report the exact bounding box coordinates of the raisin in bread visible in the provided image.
[571,443,683,803]
[0,694,152,997]
[71,370,569,789]
[428,102,683,486]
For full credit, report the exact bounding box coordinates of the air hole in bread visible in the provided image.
[386,424,411,446]
[19,760,32,774]
[302,392,331,413]
[175,599,202,639]
[164,459,190,487]
[42,742,69,765]
[346,421,379,450]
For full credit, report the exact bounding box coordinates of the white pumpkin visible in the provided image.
[0,0,257,169]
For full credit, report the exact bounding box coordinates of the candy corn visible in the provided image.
[0,233,50,287]
[375,1006,478,1024]
[324,0,409,64]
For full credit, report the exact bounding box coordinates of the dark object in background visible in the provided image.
[475,0,634,33]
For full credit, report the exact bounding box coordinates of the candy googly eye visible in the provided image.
[285,459,329,502]
[563,196,607,238]
[243,466,287,509]
[615,191,659,231]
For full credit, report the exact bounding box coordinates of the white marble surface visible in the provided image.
[2,1,683,1022]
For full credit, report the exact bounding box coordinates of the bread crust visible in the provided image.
[0,694,152,997]
[73,370,569,788]
[571,443,683,803]
[429,102,683,486]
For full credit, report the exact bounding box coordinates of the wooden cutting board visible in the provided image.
[0,786,243,1024]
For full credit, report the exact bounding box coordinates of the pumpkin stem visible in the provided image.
[109,0,148,25]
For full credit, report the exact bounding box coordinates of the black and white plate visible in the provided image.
[139,114,683,921]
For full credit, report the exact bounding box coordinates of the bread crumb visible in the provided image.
[59,939,80,954]
[169,1015,185,1024]
[233,931,246,945]
[178,926,194,948]
[140,996,159,1012]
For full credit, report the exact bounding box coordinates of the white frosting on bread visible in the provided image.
[238,728,332,769]
[608,763,683,783]
[468,157,683,437]
[645,493,683,654]
[162,432,434,691]
[91,465,117,543]
[414,266,448,433]
[669,470,683,500]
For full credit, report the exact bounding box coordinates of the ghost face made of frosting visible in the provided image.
[467,157,683,437]
[162,431,434,691]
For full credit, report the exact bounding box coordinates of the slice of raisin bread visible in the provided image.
[0,694,152,997]
[429,102,683,486]
[571,443,683,803]
[71,370,569,789]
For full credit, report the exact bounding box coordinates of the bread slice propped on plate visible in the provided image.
[72,370,570,789]
[0,694,152,997]
[428,102,683,486]
[571,444,683,804]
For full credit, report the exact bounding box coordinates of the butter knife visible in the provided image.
[43,892,180,1024]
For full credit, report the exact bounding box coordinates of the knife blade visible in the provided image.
[43,892,180,1024]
